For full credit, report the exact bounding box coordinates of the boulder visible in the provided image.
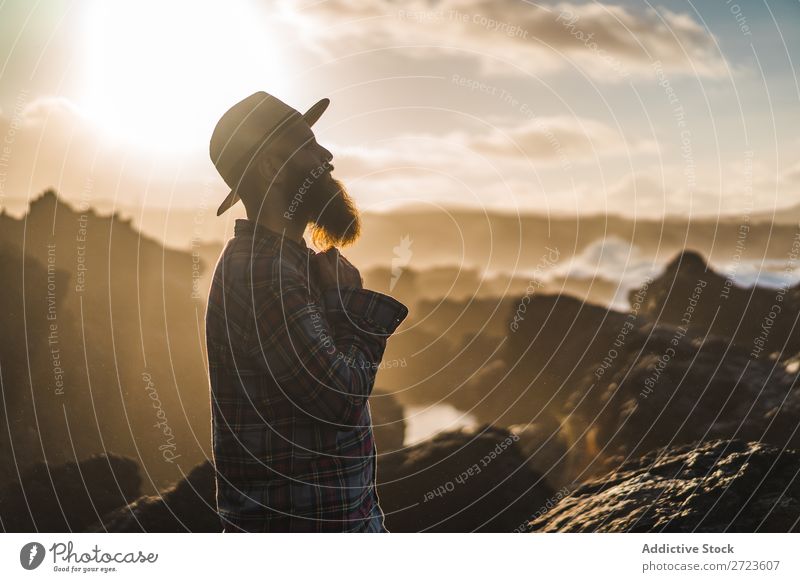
[88,460,217,532]
[91,426,556,533]
[587,327,800,460]
[527,440,800,532]
[630,250,800,358]
[377,425,554,532]
[509,419,573,489]
[1,453,140,532]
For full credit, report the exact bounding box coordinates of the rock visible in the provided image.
[0,190,211,491]
[0,454,140,532]
[631,250,800,358]
[377,425,554,532]
[547,314,800,484]
[92,426,558,533]
[455,294,637,427]
[89,460,217,532]
[508,420,572,489]
[587,326,800,461]
[527,440,800,532]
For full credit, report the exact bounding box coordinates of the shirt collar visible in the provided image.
[233,218,315,262]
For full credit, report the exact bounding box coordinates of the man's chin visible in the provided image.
[308,176,361,249]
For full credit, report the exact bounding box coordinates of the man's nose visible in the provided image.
[319,144,333,164]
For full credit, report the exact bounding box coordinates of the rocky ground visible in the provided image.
[2,250,799,533]
[527,440,800,533]
[3,432,797,533]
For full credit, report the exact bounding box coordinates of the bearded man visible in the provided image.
[206,92,408,532]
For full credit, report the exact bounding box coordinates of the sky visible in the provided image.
[0,0,799,223]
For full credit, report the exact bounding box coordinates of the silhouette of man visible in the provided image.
[206,92,408,532]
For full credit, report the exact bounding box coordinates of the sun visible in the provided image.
[79,0,289,153]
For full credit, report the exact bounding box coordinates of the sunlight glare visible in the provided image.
[81,0,287,153]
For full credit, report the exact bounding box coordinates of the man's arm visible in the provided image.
[244,275,407,427]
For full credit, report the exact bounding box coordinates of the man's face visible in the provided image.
[266,121,360,248]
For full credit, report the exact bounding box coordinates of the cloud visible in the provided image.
[467,116,657,162]
[331,116,654,181]
[586,157,800,218]
[19,96,85,128]
[0,97,223,217]
[780,161,800,185]
[4,97,794,225]
[332,139,463,176]
[284,0,728,80]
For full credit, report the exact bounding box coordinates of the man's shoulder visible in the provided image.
[213,237,309,294]
[206,237,311,342]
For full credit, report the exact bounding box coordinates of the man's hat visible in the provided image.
[210,91,330,216]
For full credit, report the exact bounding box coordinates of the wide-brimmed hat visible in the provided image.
[209,91,330,216]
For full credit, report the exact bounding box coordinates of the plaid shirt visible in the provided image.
[206,218,408,532]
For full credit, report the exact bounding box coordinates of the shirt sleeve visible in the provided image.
[321,287,408,337]
[244,276,408,427]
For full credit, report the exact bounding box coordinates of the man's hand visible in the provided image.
[311,248,363,292]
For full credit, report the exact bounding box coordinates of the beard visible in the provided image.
[302,172,361,249]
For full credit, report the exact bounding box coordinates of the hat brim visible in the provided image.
[216,97,331,216]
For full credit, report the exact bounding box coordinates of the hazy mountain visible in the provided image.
[8,197,797,276]
[0,190,211,491]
